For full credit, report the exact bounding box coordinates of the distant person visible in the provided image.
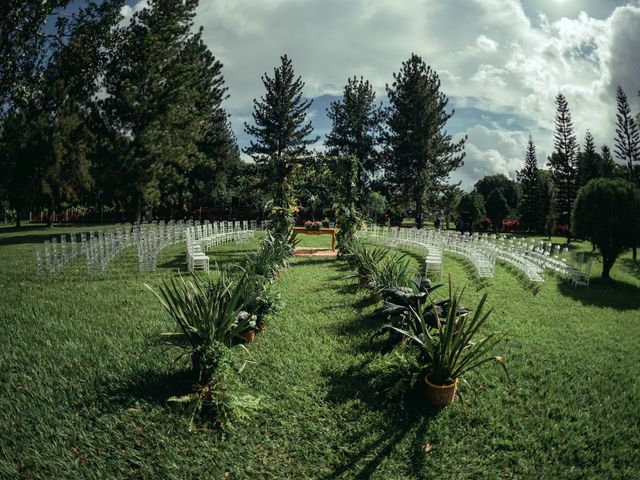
[415,212,424,230]
[434,214,441,230]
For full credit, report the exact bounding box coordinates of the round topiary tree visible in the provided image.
[572,178,640,279]
[485,189,510,233]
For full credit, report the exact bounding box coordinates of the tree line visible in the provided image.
[0,0,465,228]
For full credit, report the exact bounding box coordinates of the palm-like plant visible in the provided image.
[368,252,416,295]
[388,281,508,387]
[146,268,259,381]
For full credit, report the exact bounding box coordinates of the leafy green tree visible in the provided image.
[573,178,640,279]
[0,0,121,226]
[456,192,485,231]
[517,136,540,232]
[485,189,509,232]
[385,54,466,217]
[474,174,520,214]
[326,77,384,200]
[432,185,463,230]
[101,0,222,220]
[548,93,578,225]
[363,191,387,221]
[0,0,71,106]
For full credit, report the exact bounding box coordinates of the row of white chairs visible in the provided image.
[361,225,594,287]
[185,221,257,272]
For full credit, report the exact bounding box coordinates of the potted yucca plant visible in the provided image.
[387,280,508,406]
[367,253,415,304]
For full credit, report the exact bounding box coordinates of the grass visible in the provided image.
[1,223,640,478]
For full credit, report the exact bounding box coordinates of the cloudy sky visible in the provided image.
[125,0,640,189]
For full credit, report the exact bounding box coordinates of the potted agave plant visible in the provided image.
[387,280,509,406]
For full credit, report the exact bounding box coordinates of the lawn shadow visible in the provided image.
[557,277,640,311]
[322,357,440,479]
[100,366,200,410]
[620,259,640,282]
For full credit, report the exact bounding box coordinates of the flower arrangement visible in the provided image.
[304,220,323,231]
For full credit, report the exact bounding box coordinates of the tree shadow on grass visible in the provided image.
[619,259,640,282]
[322,357,440,479]
[100,366,200,410]
[557,277,640,311]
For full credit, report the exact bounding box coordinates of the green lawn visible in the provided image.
[1,224,640,478]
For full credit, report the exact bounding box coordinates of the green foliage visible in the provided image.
[244,230,293,282]
[146,269,258,380]
[326,76,384,198]
[368,252,416,295]
[614,86,640,181]
[388,281,508,386]
[384,54,466,214]
[363,191,387,219]
[548,93,578,225]
[518,136,541,232]
[572,178,640,278]
[100,0,236,219]
[474,174,520,213]
[243,55,318,163]
[576,131,614,188]
[485,189,510,232]
[456,192,485,229]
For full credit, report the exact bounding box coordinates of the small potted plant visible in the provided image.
[387,280,508,406]
[237,311,258,343]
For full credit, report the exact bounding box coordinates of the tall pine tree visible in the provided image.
[101,0,216,220]
[576,130,609,187]
[385,54,465,217]
[547,93,578,225]
[325,76,384,200]
[244,54,318,231]
[517,136,540,232]
[614,86,640,182]
[244,55,318,164]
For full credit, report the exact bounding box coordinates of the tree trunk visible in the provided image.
[602,254,614,279]
[15,212,21,228]
[47,198,54,228]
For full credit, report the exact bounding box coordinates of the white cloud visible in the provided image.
[175,0,640,187]
[476,35,500,52]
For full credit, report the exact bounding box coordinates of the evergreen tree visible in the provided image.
[244,54,318,227]
[101,0,215,220]
[325,76,384,199]
[244,55,318,165]
[385,54,466,217]
[547,93,578,225]
[537,170,556,239]
[576,131,608,187]
[517,136,540,232]
[614,86,640,182]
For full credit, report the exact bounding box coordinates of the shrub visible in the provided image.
[572,178,640,278]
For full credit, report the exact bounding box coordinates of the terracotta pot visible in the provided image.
[241,330,256,343]
[423,375,458,406]
[257,322,266,334]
